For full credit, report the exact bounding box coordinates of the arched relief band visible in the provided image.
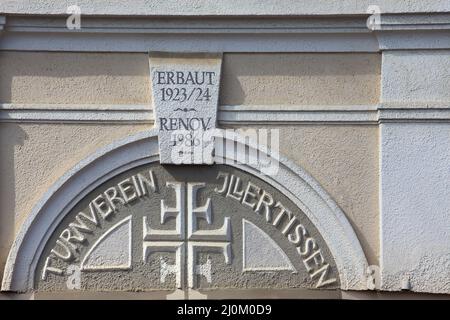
[1,129,368,292]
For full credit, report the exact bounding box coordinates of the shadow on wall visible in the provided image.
[0,122,28,281]
[0,51,151,104]
[219,53,381,106]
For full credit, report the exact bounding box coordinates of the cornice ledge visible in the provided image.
[377,13,450,31]
[4,15,372,34]
[370,13,450,50]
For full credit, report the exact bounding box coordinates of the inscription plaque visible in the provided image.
[35,164,339,294]
[149,53,222,165]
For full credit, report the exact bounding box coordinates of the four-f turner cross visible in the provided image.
[143,182,231,289]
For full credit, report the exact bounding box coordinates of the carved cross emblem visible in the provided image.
[143,182,231,288]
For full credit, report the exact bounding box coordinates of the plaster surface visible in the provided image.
[0,52,151,105]
[221,53,380,106]
[0,0,449,298]
[382,50,450,107]
[1,52,380,107]
[1,0,448,15]
[0,123,148,278]
[380,123,450,293]
[227,125,380,266]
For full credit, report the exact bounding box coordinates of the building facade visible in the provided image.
[0,1,449,299]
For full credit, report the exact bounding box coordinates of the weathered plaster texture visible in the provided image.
[0,52,151,105]
[228,125,379,266]
[279,126,379,266]
[0,52,380,108]
[380,123,450,293]
[0,123,148,277]
[0,0,448,15]
[382,50,450,106]
[221,53,380,106]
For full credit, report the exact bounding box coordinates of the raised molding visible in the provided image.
[0,104,152,123]
[1,103,449,124]
[373,14,450,50]
[4,16,371,34]
[2,14,450,52]
[378,108,450,123]
[220,105,379,125]
[378,13,450,31]
[0,1,449,16]
[0,15,375,53]
[0,16,378,53]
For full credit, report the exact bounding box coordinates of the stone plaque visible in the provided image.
[35,164,339,294]
[149,53,222,165]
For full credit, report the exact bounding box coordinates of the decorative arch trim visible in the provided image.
[1,129,368,292]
